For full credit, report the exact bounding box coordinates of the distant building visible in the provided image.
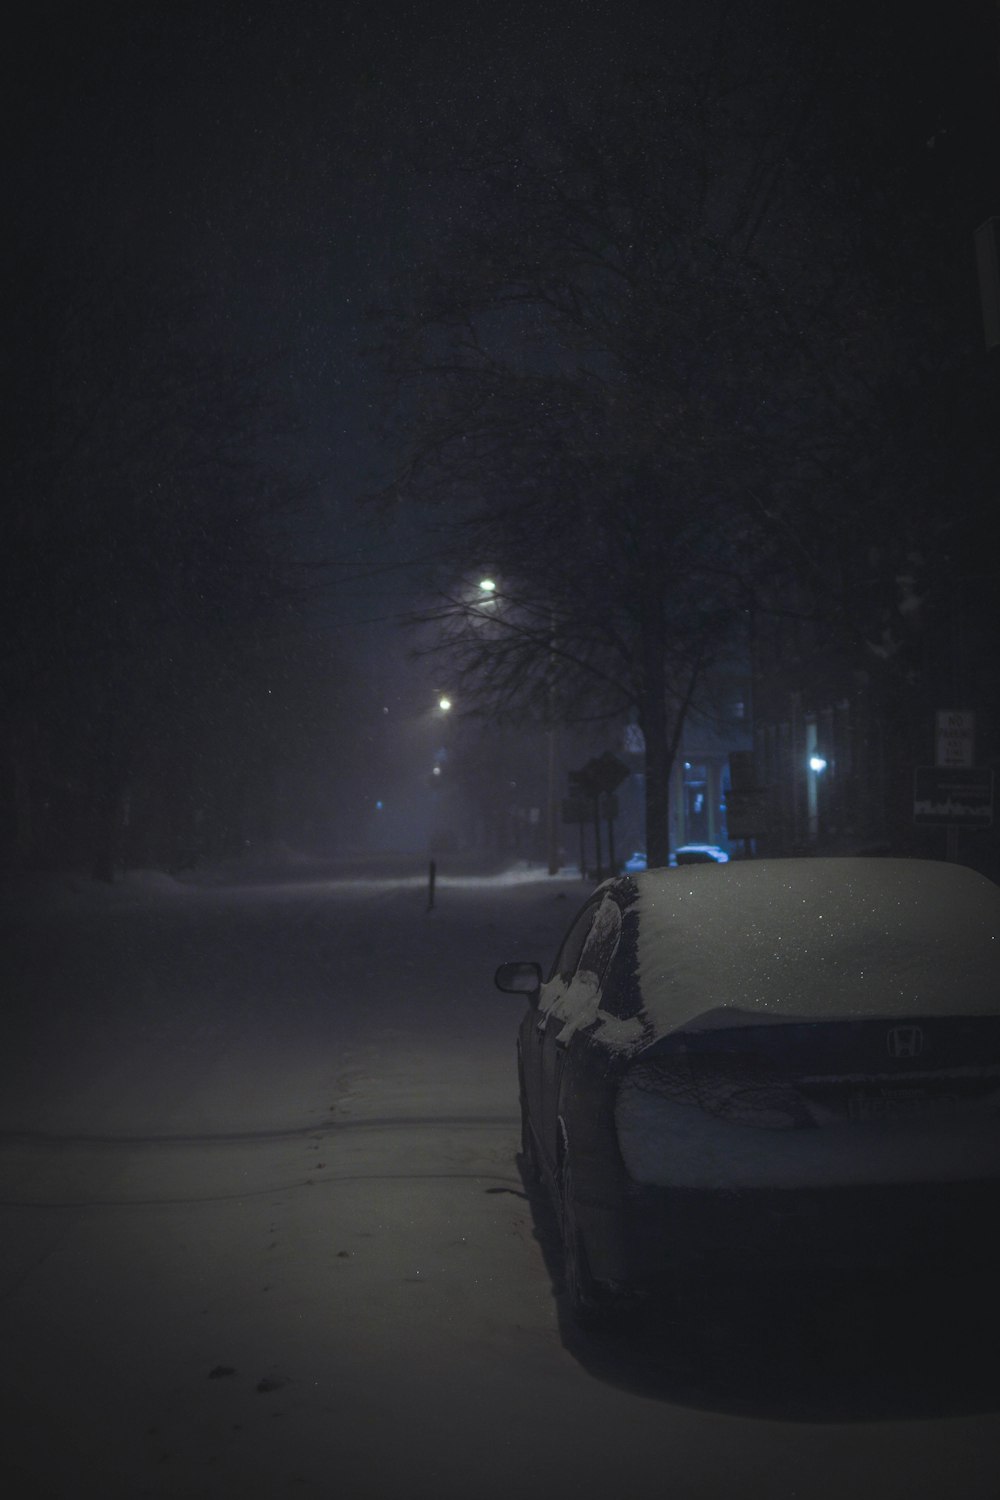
[616,666,752,862]
[750,580,1000,880]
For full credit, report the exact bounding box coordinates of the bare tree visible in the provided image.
[367,18,862,864]
[2,250,316,877]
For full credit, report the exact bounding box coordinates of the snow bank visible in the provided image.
[0,867,191,922]
[0,856,568,924]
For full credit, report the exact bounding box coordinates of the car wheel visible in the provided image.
[559,1154,601,1326]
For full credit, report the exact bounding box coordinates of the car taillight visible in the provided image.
[624,1055,816,1130]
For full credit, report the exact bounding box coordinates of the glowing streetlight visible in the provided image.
[809,755,828,773]
[479,578,496,594]
[438,695,452,713]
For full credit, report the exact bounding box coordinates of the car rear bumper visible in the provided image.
[618,1178,1000,1287]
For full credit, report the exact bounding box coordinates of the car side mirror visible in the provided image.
[494,961,542,1005]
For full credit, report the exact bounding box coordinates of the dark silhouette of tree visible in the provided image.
[367,13,886,865]
[368,1,1000,865]
[2,248,324,877]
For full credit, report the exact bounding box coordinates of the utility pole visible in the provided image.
[547,723,559,874]
[546,605,560,874]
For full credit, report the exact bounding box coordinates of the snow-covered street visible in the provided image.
[2,859,998,1499]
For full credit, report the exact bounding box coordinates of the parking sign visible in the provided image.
[935,710,975,768]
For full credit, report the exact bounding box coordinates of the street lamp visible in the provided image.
[806,752,827,844]
[438,695,452,713]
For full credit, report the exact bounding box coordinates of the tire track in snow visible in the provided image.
[0,1115,523,1208]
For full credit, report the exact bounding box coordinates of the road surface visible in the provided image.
[1,857,997,1498]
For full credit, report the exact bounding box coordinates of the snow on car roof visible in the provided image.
[633,857,1000,1035]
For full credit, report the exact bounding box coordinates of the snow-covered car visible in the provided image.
[495,858,1000,1325]
[672,842,729,865]
[621,845,729,874]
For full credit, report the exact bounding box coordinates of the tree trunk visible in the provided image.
[640,704,671,869]
[639,576,672,870]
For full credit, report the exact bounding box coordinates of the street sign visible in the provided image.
[568,751,630,798]
[913,766,993,827]
[563,792,617,830]
[728,751,756,792]
[935,710,975,768]
[595,751,630,792]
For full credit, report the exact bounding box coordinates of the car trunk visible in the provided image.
[614,1015,1000,1192]
[613,1014,1000,1274]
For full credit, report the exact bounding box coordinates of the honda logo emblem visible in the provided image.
[887,1025,924,1059]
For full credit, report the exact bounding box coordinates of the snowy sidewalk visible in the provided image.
[2,864,999,1498]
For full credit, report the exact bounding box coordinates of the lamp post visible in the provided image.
[463,574,559,872]
[546,605,560,875]
[807,751,827,843]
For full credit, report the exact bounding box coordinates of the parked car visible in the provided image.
[620,844,730,874]
[672,842,729,865]
[622,850,648,873]
[495,857,1000,1325]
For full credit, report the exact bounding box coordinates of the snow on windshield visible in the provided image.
[635,857,1000,1036]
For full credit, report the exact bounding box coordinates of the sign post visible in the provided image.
[567,752,629,880]
[929,710,979,860]
[914,764,993,862]
[935,710,975,769]
[726,751,768,853]
[562,796,589,879]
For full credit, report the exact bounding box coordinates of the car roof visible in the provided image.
[613,857,1000,1037]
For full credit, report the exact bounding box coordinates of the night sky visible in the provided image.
[6,1,998,865]
[8,1,827,593]
[5,9,684,666]
[8,2,636,578]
